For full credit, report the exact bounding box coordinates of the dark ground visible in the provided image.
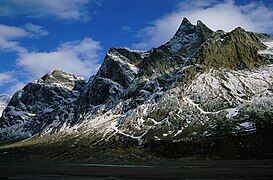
[0,160,273,179]
[1,131,273,179]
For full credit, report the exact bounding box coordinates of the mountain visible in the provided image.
[0,94,10,117]
[0,70,86,142]
[0,18,273,160]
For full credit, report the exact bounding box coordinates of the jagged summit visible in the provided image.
[175,17,195,34]
[166,18,213,55]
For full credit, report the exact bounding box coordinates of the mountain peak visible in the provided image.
[181,17,192,26]
[38,70,85,90]
[196,20,214,42]
[175,17,195,35]
[196,20,203,24]
[196,20,206,29]
[232,27,244,32]
[166,17,213,54]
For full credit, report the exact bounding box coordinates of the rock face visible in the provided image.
[194,27,266,69]
[0,18,273,149]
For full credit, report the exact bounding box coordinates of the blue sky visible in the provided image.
[0,0,273,94]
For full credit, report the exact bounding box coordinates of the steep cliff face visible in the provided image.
[0,18,272,148]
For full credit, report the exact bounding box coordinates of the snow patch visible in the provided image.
[259,40,273,56]
[107,52,139,74]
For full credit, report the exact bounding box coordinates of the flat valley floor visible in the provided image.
[0,160,273,179]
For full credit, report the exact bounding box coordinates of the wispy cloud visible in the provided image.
[0,23,49,53]
[0,25,27,53]
[0,73,12,84]
[24,23,49,37]
[7,82,26,95]
[121,26,131,32]
[0,0,100,21]
[133,0,273,50]
[0,25,27,40]
[0,72,24,94]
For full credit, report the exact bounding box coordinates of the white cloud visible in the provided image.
[0,39,27,54]
[0,0,99,20]
[17,38,102,79]
[177,0,218,10]
[59,38,101,60]
[0,25,27,40]
[0,24,28,53]
[0,23,48,53]
[133,0,273,50]
[0,73,12,84]
[24,23,49,37]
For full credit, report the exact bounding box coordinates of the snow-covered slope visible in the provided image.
[0,18,272,146]
[0,94,10,117]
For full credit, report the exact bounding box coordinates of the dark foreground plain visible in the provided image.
[0,160,273,179]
